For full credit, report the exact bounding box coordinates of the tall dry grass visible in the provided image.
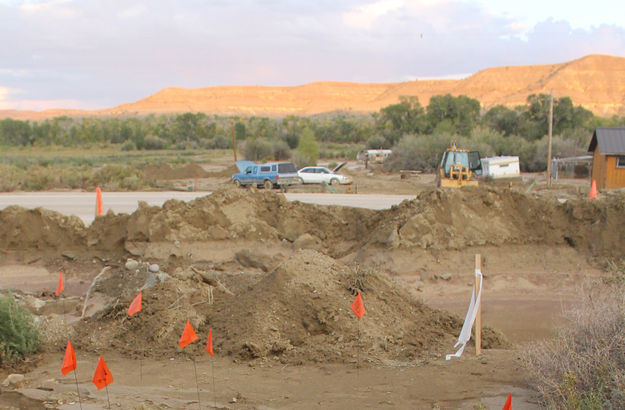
[523,261,625,409]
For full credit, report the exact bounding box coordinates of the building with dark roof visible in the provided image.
[588,127,625,189]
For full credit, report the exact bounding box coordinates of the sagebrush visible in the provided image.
[522,274,625,408]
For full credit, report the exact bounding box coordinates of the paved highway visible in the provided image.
[0,191,415,225]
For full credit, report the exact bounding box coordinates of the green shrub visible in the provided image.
[91,164,148,190]
[290,151,310,169]
[120,140,136,151]
[366,135,388,149]
[284,133,299,149]
[296,127,319,165]
[0,294,41,365]
[143,135,167,150]
[243,139,272,161]
[385,133,453,172]
[271,140,291,160]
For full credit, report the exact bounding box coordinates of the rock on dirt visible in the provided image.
[234,249,273,272]
[2,374,25,387]
[125,259,139,271]
[293,233,322,251]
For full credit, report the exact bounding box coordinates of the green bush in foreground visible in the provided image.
[0,295,41,365]
[523,266,625,408]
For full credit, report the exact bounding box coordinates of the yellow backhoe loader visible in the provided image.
[436,141,482,188]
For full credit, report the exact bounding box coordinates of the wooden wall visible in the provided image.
[591,147,625,189]
[591,147,607,189]
[605,156,625,189]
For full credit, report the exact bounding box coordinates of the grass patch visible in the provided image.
[0,294,41,365]
[0,145,232,191]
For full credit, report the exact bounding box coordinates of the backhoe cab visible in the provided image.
[437,141,482,188]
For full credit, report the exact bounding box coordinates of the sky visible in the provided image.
[0,0,624,111]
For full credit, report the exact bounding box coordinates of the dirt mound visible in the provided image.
[71,250,507,364]
[367,187,625,258]
[142,163,209,180]
[4,187,624,262]
[206,164,238,178]
[86,187,377,256]
[0,206,86,254]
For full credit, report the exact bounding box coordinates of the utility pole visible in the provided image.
[231,119,237,162]
[547,89,554,187]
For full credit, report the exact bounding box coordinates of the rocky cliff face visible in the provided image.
[2,54,624,120]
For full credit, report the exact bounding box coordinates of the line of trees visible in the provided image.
[1,94,624,171]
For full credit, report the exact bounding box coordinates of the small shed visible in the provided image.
[588,127,625,190]
[481,156,520,179]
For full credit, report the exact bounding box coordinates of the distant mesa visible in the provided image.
[1,54,624,120]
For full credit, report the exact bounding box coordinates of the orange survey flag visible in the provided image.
[92,356,114,390]
[179,320,198,349]
[61,340,77,375]
[502,393,512,410]
[350,292,366,319]
[128,292,142,316]
[206,328,214,356]
[56,271,64,296]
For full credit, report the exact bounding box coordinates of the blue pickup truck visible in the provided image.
[232,160,300,190]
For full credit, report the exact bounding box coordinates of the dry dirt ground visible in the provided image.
[1,163,622,409]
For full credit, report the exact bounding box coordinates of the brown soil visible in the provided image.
[141,163,209,181]
[1,185,624,408]
[1,54,624,120]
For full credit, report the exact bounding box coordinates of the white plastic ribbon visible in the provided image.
[446,268,483,360]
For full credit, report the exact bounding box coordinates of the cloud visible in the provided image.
[0,86,9,101]
[0,98,94,111]
[343,0,405,29]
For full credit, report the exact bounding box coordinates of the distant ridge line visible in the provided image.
[1,54,624,120]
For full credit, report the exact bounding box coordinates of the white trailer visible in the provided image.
[481,156,520,178]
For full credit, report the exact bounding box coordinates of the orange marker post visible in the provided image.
[589,180,597,199]
[96,187,103,216]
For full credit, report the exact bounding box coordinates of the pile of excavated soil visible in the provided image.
[205,164,238,178]
[366,187,625,258]
[0,206,86,254]
[86,186,625,260]
[4,186,625,262]
[142,163,209,180]
[86,187,378,258]
[71,250,507,364]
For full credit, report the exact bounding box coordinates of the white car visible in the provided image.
[297,163,352,185]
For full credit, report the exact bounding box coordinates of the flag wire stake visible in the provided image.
[212,355,217,409]
[192,356,202,409]
[105,383,111,409]
[357,318,361,378]
[73,369,83,410]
